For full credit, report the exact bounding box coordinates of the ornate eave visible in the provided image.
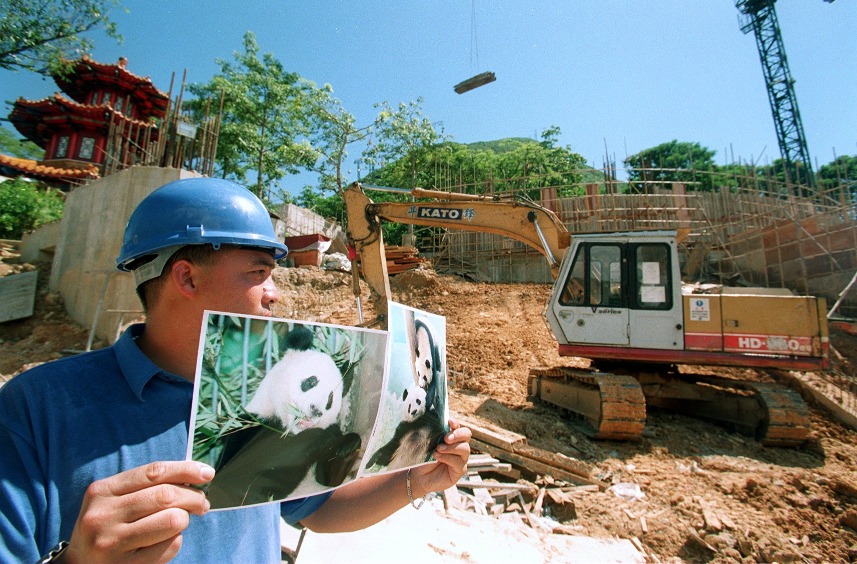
[53,56,169,118]
[10,94,158,148]
[0,153,100,183]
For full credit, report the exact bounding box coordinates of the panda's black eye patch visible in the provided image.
[403,389,409,400]
[301,376,319,392]
[424,359,431,369]
[415,346,421,357]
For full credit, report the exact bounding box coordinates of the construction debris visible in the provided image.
[458,414,605,489]
[384,245,428,275]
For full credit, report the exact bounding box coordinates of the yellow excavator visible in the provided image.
[343,182,829,446]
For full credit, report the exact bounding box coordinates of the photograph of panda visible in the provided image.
[361,301,449,474]
[188,313,387,509]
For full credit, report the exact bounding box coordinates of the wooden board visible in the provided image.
[0,270,38,323]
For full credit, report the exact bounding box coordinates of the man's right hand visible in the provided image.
[62,461,214,563]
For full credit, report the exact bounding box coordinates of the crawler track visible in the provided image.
[529,368,811,446]
[528,368,646,440]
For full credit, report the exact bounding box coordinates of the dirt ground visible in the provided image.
[2,259,857,563]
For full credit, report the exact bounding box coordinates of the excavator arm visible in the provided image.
[343,181,571,324]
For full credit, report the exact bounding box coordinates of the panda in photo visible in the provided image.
[401,384,427,423]
[365,404,446,471]
[366,317,446,471]
[413,318,440,412]
[206,324,362,508]
[245,325,343,433]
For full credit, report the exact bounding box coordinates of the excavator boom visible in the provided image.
[344,182,570,322]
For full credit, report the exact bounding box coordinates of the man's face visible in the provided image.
[194,247,280,317]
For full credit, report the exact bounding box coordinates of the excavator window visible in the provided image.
[630,243,672,311]
[558,244,624,307]
[559,241,673,310]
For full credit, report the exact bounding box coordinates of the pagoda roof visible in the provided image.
[53,56,169,118]
[0,153,100,184]
[10,94,158,148]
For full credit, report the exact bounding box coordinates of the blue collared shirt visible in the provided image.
[0,324,330,563]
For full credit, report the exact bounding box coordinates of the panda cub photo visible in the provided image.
[364,304,448,473]
[204,324,365,508]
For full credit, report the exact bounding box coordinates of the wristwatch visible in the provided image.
[36,540,69,563]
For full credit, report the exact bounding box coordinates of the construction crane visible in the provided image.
[735,0,833,195]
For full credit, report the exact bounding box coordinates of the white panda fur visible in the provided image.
[401,384,427,422]
[412,319,440,413]
[413,321,434,389]
[245,347,343,433]
[206,325,362,507]
[366,409,446,471]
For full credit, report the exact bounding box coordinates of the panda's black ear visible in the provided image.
[402,388,409,401]
[283,324,314,351]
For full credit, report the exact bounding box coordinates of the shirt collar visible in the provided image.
[114,323,167,401]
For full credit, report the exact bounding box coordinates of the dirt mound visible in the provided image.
[3,260,857,562]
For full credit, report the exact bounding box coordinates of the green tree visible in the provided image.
[293,185,343,221]
[359,99,445,190]
[364,128,587,199]
[817,155,857,200]
[185,32,321,202]
[0,0,122,75]
[0,178,64,239]
[624,140,716,192]
[0,125,44,160]
[354,130,590,244]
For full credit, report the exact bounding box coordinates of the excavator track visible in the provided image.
[529,368,811,447]
[745,381,811,447]
[528,368,647,440]
[639,371,812,447]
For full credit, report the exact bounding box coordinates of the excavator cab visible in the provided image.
[546,231,684,354]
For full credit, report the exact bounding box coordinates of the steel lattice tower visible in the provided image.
[736,0,816,194]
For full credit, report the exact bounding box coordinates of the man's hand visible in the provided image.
[63,461,214,563]
[408,419,472,498]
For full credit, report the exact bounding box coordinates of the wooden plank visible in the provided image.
[456,480,535,492]
[0,270,38,323]
[458,415,527,450]
[471,439,606,489]
[512,443,594,479]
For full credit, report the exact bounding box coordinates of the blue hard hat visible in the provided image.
[116,178,288,281]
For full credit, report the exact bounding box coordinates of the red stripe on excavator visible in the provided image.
[557,344,828,371]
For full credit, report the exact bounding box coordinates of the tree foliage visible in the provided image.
[187,34,445,207]
[0,0,122,75]
[0,126,44,160]
[303,95,444,197]
[303,129,589,245]
[0,179,64,239]
[624,140,716,192]
[364,127,587,199]
[185,32,322,202]
[817,154,857,202]
[817,155,856,189]
[359,99,445,190]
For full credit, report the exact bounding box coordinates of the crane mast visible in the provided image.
[736,0,817,194]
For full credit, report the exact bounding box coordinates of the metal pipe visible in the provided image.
[528,211,558,267]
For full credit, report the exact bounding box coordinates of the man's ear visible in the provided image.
[169,259,198,298]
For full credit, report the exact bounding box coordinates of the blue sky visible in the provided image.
[1,1,854,196]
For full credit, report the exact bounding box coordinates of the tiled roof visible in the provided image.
[10,94,158,147]
[53,56,169,117]
[0,153,100,183]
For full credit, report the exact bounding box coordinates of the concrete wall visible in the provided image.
[20,220,60,263]
[47,166,200,343]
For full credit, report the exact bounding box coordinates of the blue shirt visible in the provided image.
[0,324,330,563]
